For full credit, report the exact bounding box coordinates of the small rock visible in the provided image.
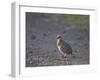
[30,61,33,64]
[74,50,78,53]
[54,49,57,52]
[84,43,88,46]
[63,31,66,34]
[31,35,36,40]
[43,33,47,37]
[76,37,83,40]
[74,43,77,45]
[29,51,33,53]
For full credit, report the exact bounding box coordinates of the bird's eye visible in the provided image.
[57,36,61,39]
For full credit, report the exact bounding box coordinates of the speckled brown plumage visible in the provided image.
[57,35,72,58]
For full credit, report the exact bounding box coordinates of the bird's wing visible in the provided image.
[62,40,72,49]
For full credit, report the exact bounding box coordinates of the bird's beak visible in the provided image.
[56,34,61,39]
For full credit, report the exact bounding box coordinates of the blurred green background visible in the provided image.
[65,14,89,30]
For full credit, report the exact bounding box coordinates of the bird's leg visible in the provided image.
[63,54,67,58]
[62,54,69,61]
[63,54,72,65]
[67,54,72,65]
[61,53,67,58]
[67,58,72,65]
[63,57,71,65]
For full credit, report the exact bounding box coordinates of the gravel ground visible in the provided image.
[26,13,89,67]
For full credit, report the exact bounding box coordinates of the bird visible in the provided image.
[56,34,72,58]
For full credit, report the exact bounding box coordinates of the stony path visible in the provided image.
[26,13,89,67]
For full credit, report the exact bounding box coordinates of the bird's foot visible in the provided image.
[64,57,72,65]
[67,60,72,65]
[62,55,67,59]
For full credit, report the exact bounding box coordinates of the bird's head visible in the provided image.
[56,34,62,40]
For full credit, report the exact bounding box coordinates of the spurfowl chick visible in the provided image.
[57,34,72,58]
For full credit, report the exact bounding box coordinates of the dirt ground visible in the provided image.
[26,13,89,67]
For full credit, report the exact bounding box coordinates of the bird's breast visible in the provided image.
[57,39,61,46]
[57,45,62,52]
[57,39,62,53]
